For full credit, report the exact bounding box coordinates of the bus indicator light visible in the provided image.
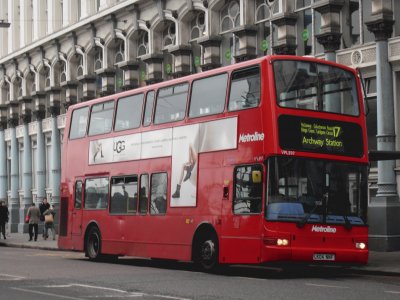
[356,242,366,250]
[264,238,289,246]
[277,239,289,246]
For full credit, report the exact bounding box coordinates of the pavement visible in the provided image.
[1,232,400,275]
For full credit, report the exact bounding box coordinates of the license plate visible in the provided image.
[313,253,335,261]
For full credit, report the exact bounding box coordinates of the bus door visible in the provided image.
[71,179,84,236]
[221,164,263,263]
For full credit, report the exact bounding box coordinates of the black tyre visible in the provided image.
[195,233,219,272]
[86,226,102,261]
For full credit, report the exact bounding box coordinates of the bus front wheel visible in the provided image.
[195,233,219,271]
[86,226,102,261]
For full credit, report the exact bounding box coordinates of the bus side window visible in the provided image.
[154,83,188,124]
[139,174,149,214]
[228,66,260,111]
[143,91,155,127]
[88,101,115,136]
[74,181,82,209]
[110,176,138,214]
[69,107,89,139]
[150,173,167,215]
[84,177,109,209]
[189,73,227,118]
[115,94,144,131]
[233,165,263,214]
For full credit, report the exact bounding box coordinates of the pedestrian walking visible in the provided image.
[26,203,40,241]
[0,201,9,239]
[39,198,50,238]
[43,205,56,240]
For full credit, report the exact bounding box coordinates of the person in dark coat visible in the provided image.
[0,201,9,239]
[27,203,41,241]
[39,198,50,238]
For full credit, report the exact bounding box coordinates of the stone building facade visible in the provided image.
[0,0,399,250]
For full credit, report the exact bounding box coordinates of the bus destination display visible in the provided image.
[278,115,364,157]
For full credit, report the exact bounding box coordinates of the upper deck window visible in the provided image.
[88,101,115,136]
[189,73,227,118]
[69,107,89,139]
[154,83,189,124]
[273,60,359,116]
[115,94,144,131]
[228,66,260,111]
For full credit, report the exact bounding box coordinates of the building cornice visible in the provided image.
[0,0,141,65]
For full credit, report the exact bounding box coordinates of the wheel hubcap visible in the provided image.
[201,240,215,262]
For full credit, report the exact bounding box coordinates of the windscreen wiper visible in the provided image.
[297,200,322,228]
[343,214,352,230]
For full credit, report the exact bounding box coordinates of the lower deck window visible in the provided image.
[84,177,109,209]
[110,176,138,214]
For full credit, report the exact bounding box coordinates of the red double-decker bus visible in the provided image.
[58,55,369,270]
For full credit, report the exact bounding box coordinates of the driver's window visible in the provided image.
[228,66,260,111]
[233,164,263,214]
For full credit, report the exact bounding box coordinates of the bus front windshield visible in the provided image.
[266,157,368,226]
[273,60,360,116]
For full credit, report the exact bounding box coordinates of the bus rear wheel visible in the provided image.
[86,226,102,261]
[195,233,219,272]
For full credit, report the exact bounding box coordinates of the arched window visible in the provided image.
[60,61,67,83]
[220,0,240,33]
[137,31,149,57]
[163,22,176,48]
[255,0,272,22]
[115,39,125,63]
[77,55,84,77]
[94,47,103,70]
[44,68,51,88]
[190,11,205,40]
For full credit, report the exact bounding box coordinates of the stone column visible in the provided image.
[169,45,192,78]
[47,89,61,209]
[8,101,19,233]
[141,53,164,85]
[119,61,140,90]
[19,99,32,233]
[197,36,222,71]
[78,75,97,102]
[366,1,400,251]
[271,13,297,55]
[0,105,8,205]
[62,80,78,108]
[232,26,257,62]
[314,1,344,62]
[32,92,47,204]
[96,68,116,96]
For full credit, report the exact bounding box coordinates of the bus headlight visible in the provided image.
[355,242,367,250]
